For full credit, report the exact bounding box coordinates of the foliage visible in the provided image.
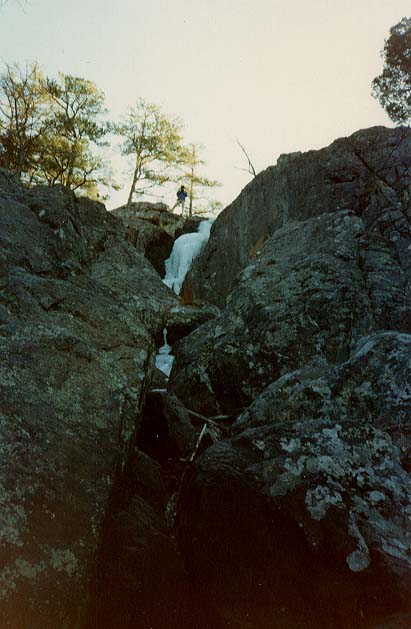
[34,74,110,192]
[177,143,220,216]
[0,63,47,179]
[0,64,111,195]
[113,98,184,208]
[0,64,220,207]
[372,17,411,125]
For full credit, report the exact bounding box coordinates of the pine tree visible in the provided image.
[178,143,220,216]
[372,17,411,125]
[113,99,184,209]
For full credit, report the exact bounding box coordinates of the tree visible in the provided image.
[0,66,111,196]
[372,17,411,125]
[37,74,110,193]
[0,63,47,179]
[178,143,220,216]
[113,99,184,209]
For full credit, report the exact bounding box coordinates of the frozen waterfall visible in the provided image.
[155,218,213,377]
[163,219,213,295]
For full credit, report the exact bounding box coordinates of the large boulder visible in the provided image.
[183,126,411,307]
[234,331,411,467]
[0,179,178,627]
[171,128,411,628]
[178,415,411,628]
[169,208,411,415]
[111,202,196,277]
[164,303,220,345]
[112,201,180,231]
[177,333,411,626]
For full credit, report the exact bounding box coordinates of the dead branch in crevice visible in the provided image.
[189,423,208,462]
[166,421,209,529]
[186,408,231,430]
[166,412,231,528]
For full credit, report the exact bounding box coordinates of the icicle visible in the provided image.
[155,328,174,377]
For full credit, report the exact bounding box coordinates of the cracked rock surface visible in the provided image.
[0,173,178,628]
[169,208,411,416]
[171,127,411,627]
[183,126,411,308]
[178,417,411,628]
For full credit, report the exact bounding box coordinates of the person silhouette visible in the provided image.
[172,185,188,214]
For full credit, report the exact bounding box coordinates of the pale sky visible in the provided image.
[1,0,410,210]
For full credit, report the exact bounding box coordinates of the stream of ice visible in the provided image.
[155,218,213,378]
[163,218,213,295]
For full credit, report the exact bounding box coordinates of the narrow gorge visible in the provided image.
[0,125,410,629]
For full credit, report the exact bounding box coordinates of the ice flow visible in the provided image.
[155,328,174,378]
[163,218,213,295]
[155,218,213,377]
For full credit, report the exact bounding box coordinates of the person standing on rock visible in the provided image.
[171,185,188,215]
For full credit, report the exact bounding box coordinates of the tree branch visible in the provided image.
[236,138,256,177]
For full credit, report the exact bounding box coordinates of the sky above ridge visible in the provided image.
[0,0,410,210]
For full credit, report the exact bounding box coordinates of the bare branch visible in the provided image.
[236,138,256,178]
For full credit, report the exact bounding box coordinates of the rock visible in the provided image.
[126,219,174,276]
[169,209,411,415]
[234,331,411,467]
[165,303,220,345]
[111,203,181,276]
[184,126,411,307]
[136,390,197,467]
[111,203,207,277]
[174,215,205,239]
[150,366,169,390]
[3,123,411,628]
[112,201,179,230]
[0,168,22,194]
[87,449,195,629]
[170,128,411,628]
[0,180,178,627]
[178,417,411,628]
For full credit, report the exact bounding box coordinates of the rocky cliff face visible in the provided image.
[0,174,179,627]
[170,208,411,415]
[111,202,204,277]
[1,125,410,629]
[183,126,411,307]
[169,127,411,628]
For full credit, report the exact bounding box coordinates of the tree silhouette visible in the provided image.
[372,17,411,125]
